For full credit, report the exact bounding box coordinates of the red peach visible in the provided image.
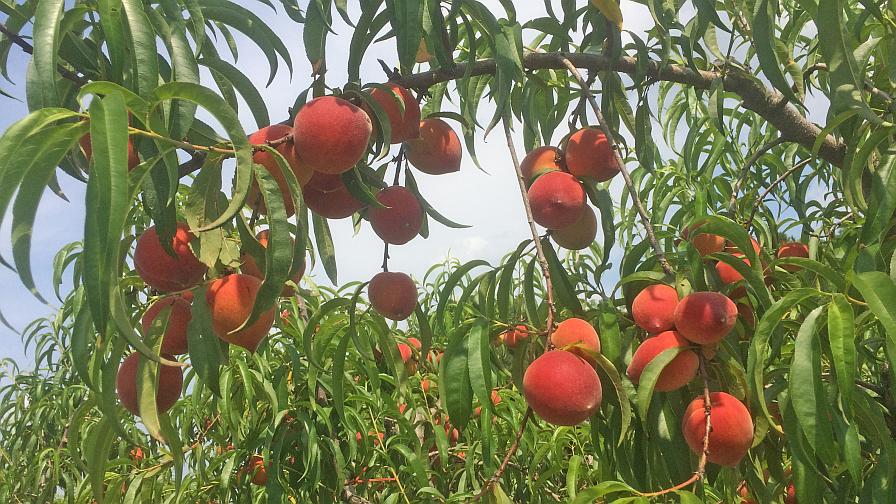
[631,284,679,334]
[551,205,597,250]
[404,118,462,175]
[116,353,183,417]
[682,391,754,467]
[550,318,601,363]
[499,324,529,349]
[527,171,586,230]
[564,127,619,182]
[240,229,305,296]
[141,295,192,355]
[206,274,275,352]
[673,292,738,344]
[245,124,313,216]
[302,171,364,219]
[292,96,372,174]
[523,350,602,426]
[682,224,726,256]
[368,83,420,143]
[134,223,206,293]
[520,146,564,180]
[777,242,809,272]
[368,186,423,245]
[369,272,417,321]
[626,330,698,392]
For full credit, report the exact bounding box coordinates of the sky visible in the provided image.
[0,1,829,369]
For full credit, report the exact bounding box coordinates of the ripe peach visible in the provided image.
[397,337,422,374]
[80,134,141,171]
[368,186,423,245]
[520,146,564,180]
[626,331,698,392]
[716,253,751,298]
[777,242,809,272]
[551,205,597,250]
[134,223,206,293]
[292,96,372,174]
[527,171,586,229]
[523,350,602,426]
[245,455,268,486]
[673,292,738,344]
[369,271,417,320]
[564,127,618,182]
[245,124,313,216]
[129,447,144,462]
[240,229,305,297]
[421,379,433,394]
[141,295,192,355]
[205,274,275,352]
[116,353,183,417]
[404,118,462,175]
[682,224,725,256]
[785,483,796,504]
[726,237,762,255]
[368,83,420,144]
[473,389,502,418]
[499,324,529,348]
[550,318,600,363]
[302,171,363,219]
[682,391,754,466]
[631,284,679,334]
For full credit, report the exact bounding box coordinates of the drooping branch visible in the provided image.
[396,52,847,168]
[557,55,674,276]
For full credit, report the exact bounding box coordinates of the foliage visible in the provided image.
[0,0,895,503]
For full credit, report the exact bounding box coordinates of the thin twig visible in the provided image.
[639,355,713,498]
[745,158,813,231]
[0,22,88,85]
[556,55,674,275]
[728,137,787,214]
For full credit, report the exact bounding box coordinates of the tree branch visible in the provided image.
[396,52,846,168]
[729,137,788,214]
[557,55,674,275]
[745,158,814,230]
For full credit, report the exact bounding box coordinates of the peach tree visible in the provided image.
[0,0,894,503]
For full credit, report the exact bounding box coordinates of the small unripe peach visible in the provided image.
[682,391,753,466]
[302,171,363,219]
[369,272,417,321]
[404,118,462,175]
[368,186,423,245]
[141,295,192,356]
[550,318,600,363]
[523,350,602,426]
[134,223,206,293]
[520,146,564,180]
[626,331,698,392]
[368,83,420,144]
[564,127,619,182]
[777,242,809,272]
[674,292,738,344]
[499,324,529,348]
[551,205,597,250]
[116,353,183,417]
[205,274,275,352]
[292,96,372,174]
[631,284,679,334]
[527,171,586,229]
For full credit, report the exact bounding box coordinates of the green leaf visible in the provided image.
[391,0,423,73]
[98,0,127,82]
[853,272,896,379]
[751,0,799,106]
[442,324,473,429]
[121,0,160,97]
[790,305,835,460]
[187,285,227,396]
[84,417,116,503]
[26,0,64,109]
[828,294,856,416]
[198,57,270,129]
[593,352,632,445]
[467,319,493,417]
[312,213,338,284]
[636,346,685,419]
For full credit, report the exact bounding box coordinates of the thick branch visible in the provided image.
[398,52,846,168]
[557,55,674,275]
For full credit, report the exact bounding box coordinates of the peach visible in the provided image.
[682,391,754,466]
[522,350,602,426]
[134,223,206,293]
[551,205,597,250]
[421,379,433,394]
[777,242,809,272]
[141,295,192,355]
[292,96,372,174]
[245,124,313,216]
[626,331,698,392]
[682,224,725,256]
[368,186,423,245]
[521,146,564,180]
[564,127,619,182]
[205,274,275,352]
[397,337,421,374]
[369,271,417,320]
[302,171,363,219]
[785,483,796,504]
[116,353,183,417]
[240,229,305,297]
[368,84,420,143]
[550,318,600,363]
[245,455,268,486]
[129,447,144,462]
[673,292,738,344]
[527,171,586,229]
[499,324,529,348]
[404,118,462,175]
[716,253,751,298]
[631,284,679,334]
[474,389,503,417]
[80,134,141,171]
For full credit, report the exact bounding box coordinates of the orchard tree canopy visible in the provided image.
[0,0,895,502]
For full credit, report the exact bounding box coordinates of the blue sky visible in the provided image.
[0,1,829,369]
